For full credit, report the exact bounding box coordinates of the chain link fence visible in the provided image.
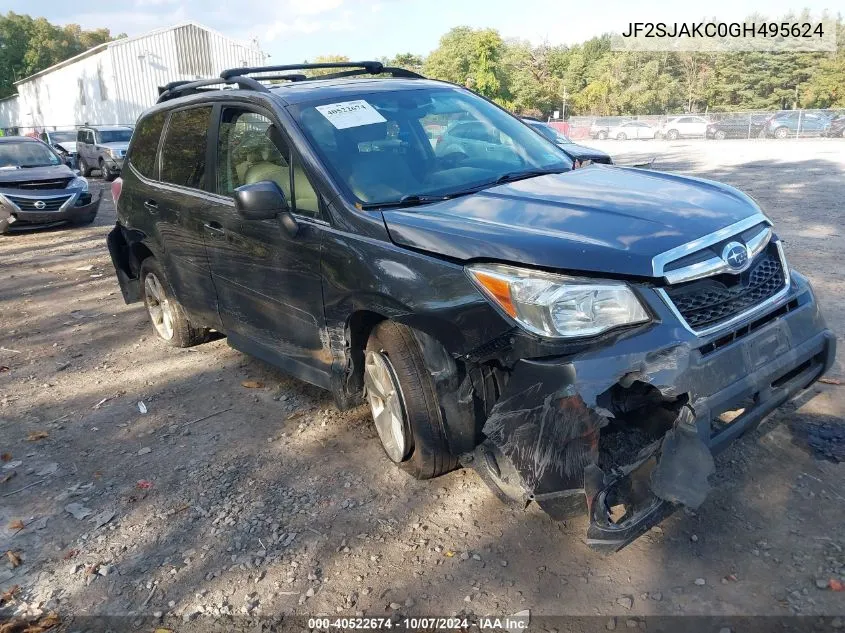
[547,109,845,141]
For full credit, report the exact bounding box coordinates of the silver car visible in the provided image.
[76,125,133,181]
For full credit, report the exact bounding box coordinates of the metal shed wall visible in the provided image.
[13,23,265,130]
[0,95,20,130]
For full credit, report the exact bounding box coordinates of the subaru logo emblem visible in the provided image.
[33,200,46,210]
[722,241,749,271]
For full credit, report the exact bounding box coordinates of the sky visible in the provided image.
[6,0,840,61]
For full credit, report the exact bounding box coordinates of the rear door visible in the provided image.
[145,106,221,327]
[201,103,329,387]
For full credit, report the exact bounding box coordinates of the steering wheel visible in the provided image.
[438,151,468,168]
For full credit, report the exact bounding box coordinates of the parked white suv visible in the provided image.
[660,116,710,140]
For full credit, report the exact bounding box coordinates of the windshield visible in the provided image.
[50,131,77,143]
[99,130,132,143]
[292,87,571,206]
[0,141,61,169]
[528,121,571,144]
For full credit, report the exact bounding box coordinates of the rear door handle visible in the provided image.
[204,221,225,238]
[143,199,158,213]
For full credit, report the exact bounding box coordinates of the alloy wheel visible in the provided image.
[144,273,175,341]
[364,350,409,463]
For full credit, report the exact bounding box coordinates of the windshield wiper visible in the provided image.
[359,168,569,210]
[360,194,452,210]
[492,167,568,185]
[20,163,55,168]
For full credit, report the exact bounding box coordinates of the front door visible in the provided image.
[202,105,330,387]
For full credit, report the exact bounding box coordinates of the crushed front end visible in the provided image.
[455,221,835,551]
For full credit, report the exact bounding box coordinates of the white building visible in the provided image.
[3,22,265,132]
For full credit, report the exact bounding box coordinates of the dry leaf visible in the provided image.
[26,431,49,441]
[819,377,842,385]
[62,548,79,560]
[0,584,18,605]
[8,519,24,531]
[137,480,153,489]
[830,578,844,592]
[0,453,10,462]
[1,611,63,633]
[0,472,15,485]
[0,366,9,373]
[241,380,265,389]
[5,550,22,568]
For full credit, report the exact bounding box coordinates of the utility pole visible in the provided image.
[561,85,567,121]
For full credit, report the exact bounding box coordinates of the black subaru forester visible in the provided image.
[107,62,835,551]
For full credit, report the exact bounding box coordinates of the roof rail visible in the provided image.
[220,61,425,81]
[156,76,270,103]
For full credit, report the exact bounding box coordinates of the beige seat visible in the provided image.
[243,161,290,198]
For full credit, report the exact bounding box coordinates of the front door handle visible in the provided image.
[204,221,225,238]
[143,199,158,213]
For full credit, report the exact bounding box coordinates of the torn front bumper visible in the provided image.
[465,271,835,551]
[0,189,100,233]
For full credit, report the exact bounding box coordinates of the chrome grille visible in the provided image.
[664,243,786,331]
[6,195,71,211]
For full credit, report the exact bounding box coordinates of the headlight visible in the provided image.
[466,263,650,338]
[104,148,115,158]
[67,176,89,192]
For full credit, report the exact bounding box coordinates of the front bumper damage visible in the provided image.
[0,188,101,233]
[458,272,835,552]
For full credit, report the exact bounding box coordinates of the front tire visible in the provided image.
[714,130,727,140]
[597,131,608,140]
[99,160,116,182]
[616,132,627,140]
[139,258,209,348]
[365,321,458,479]
[666,129,679,140]
[774,126,790,139]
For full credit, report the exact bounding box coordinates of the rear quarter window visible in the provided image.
[126,112,166,179]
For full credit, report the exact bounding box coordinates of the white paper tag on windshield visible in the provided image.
[316,100,386,129]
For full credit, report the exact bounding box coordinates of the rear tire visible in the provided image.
[774,126,790,139]
[365,321,458,480]
[666,129,679,140]
[714,130,727,140]
[78,158,91,177]
[616,132,627,140]
[139,257,210,348]
[597,131,608,140]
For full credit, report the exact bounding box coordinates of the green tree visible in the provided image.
[0,12,119,98]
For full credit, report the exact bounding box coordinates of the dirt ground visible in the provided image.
[1,139,843,631]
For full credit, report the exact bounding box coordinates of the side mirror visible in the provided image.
[233,181,298,236]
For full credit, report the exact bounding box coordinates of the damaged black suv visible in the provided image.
[107,62,835,551]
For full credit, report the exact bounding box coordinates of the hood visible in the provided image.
[54,140,78,153]
[382,165,762,278]
[0,164,74,187]
[559,142,612,163]
[101,142,129,152]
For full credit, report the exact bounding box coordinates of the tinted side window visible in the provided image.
[216,108,320,218]
[160,107,212,189]
[126,112,166,179]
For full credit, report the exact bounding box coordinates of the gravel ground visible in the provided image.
[0,139,843,631]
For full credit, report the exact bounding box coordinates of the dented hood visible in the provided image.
[382,165,761,278]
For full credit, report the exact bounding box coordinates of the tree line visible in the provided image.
[0,12,122,99]
[2,11,842,119]
[377,18,844,117]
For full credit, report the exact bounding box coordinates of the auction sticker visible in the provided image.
[316,100,387,129]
